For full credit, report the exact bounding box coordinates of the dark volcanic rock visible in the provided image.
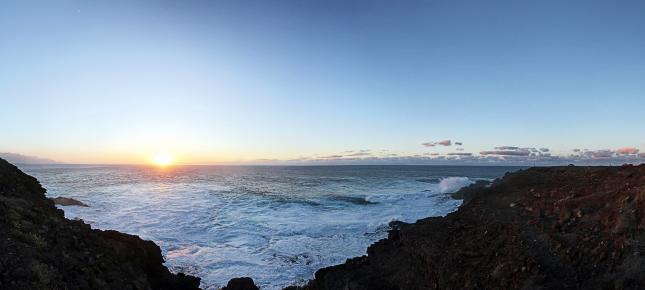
[293,165,645,290]
[0,158,200,289]
[222,277,259,290]
[50,196,89,207]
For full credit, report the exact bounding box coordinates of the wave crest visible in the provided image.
[438,177,473,193]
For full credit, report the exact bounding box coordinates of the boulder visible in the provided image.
[222,277,259,290]
[50,196,89,207]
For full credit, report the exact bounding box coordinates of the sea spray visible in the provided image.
[438,177,473,193]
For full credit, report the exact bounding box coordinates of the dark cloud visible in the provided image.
[539,148,550,152]
[447,152,473,156]
[494,146,520,150]
[421,142,436,147]
[455,142,463,146]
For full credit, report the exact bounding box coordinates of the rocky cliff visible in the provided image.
[0,158,200,289]
[293,165,645,289]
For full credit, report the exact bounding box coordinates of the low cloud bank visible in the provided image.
[250,145,645,166]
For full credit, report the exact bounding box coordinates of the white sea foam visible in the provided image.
[21,165,512,289]
[438,177,473,193]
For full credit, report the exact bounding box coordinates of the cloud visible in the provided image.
[252,143,645,166]
[588,150,613,159]
[494,146,520,150]
[422,140,452,147]
[480,150,531,156]
[455,142,463,146]
[447,152,473,156]
[347,152,371,157]
[321,155,344,159]
[481,146,552,158]
[615,147,639,155]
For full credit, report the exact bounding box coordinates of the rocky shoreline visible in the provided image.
[289,164,645,289]
[4,156,645,289]
[0,158,200,289]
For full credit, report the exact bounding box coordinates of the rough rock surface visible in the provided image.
[50,196,89,207]
[221,277,260,290]
[294,165,645,290]
[0,158,201,289]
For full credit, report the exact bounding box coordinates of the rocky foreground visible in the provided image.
[289,164,645,289]
[0,158,200,289]
[4,157,645,290]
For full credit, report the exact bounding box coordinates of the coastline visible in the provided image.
[288,165,645,289]
[0,158,201,289]
[5,156,645,289]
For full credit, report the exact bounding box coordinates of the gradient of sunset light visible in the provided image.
[2,1,645,165]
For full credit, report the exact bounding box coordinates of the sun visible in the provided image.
[153,152,173,167]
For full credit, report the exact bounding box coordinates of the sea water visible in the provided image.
[21,165,519,289]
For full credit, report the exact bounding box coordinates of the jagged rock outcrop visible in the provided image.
[0,158,201,289]
[293,165,645,289]
[50,196,89,207]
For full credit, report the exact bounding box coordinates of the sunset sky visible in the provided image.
[2,0,645,165]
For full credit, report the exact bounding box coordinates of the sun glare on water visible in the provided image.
[153,153,173,167]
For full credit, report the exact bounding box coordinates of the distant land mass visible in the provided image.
[0,152,60,164]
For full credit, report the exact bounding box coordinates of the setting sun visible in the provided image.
[153,153,173,166]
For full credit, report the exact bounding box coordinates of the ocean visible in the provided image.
[20,165,521,289]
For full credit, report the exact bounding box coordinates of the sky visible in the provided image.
[1,0,645,165]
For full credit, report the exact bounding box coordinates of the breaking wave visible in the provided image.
[438,177,473,193]
[22,165,514,289]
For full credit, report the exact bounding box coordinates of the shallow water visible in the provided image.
[21,165,520,289]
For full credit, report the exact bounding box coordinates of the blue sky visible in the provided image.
[1,0,645,164]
